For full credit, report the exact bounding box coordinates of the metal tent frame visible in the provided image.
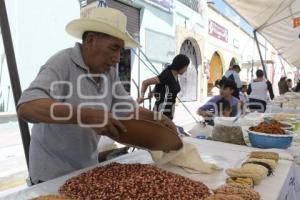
[253,30,268,79]
[224,0,300,72]
[0,0,30,169]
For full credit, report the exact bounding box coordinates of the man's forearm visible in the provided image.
[18,99,74,123]
[17,98,103,125]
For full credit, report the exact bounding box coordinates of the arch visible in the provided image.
[177,36,203,70]
[207,51,224,96]
[178,38,202,101]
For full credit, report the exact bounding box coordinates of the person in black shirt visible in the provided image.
[137,54,190,119]
[294,80,300,92]
[287,78,292,91]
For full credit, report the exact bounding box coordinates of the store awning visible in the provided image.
[224,0,300,68]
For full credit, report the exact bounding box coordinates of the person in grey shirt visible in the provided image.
[17,8,176,184]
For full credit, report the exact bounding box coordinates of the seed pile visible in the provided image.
[250,122,285,134]
[59,162,210,200]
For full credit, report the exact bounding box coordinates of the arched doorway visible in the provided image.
[178,39,200,101]
[208,52,223,96]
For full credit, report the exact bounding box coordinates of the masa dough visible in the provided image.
[151,142,222,174]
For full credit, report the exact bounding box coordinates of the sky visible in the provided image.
[211,0,254,36]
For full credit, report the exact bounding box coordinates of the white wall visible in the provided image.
[205,6,289,86]
[129,0,175,104]
[174,0,206,36]
[206,6,242,70]
[174,0,208,101]
[206,7,272,71]
[1,0,79,112]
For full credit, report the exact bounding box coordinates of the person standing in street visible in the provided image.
[211,79,221,96]
[247,69,274,112]
[287,79,293,91]
[239,82,248,114]
[223,64,242,99]
[137,54,190,120]
[294,80,300,92]
[278,76,289,95]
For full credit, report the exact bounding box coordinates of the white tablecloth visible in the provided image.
[1,138,297,200]
[266,105,300,114]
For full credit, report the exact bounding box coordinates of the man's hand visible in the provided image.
[81,109,127,140]
[18,99,127,139]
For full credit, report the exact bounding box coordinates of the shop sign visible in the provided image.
[208,19,228,43]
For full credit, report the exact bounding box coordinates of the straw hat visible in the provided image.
[66,7,140,48]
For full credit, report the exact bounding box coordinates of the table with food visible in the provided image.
[186,111,300,199]
[266,92,300,114]
[1,138,295,200]
[2,108,300,200]
[2,110,300,200]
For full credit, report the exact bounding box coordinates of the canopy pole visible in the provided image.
[253,30,268,79]
[279,55,287,77]
[251,59,254,80]
[0,0,30,169]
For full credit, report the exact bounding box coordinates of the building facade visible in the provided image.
[173,0,207,101]
[80,0,296,104]
[205,5,294,96]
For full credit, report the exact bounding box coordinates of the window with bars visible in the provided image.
[178,0,199,12]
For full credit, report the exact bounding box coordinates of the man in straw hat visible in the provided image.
[17,8,176,184]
